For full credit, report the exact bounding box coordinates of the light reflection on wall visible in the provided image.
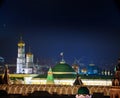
[82,79,112,86]
[30,78,112,86]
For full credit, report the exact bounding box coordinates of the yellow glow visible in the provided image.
[53,72,76,74]
[18,42,25,47]
[0,74,38,78]
[26,52,33,56]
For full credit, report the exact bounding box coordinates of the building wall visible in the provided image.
[31,78,112,86]
[0,84,112,96]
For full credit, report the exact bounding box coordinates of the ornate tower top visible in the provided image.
[18,36,25,47]
[26,47,33,56]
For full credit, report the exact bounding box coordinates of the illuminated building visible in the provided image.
[31,54,77,85]
[31,54,112,86]
[72,59,99,75]
[13,50,113,85]
[0,36,116,97]
[87,63,98,75]
[16,37,35,74]
[1,36,111,86]
[24,48,34,74]
[51,53,77,85]
[16,37,26,73]
[52,57,76,78]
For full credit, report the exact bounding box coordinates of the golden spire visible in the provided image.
[18,36,25,47]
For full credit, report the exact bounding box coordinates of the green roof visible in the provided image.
[33,74,113,79]
[53,74,76,78]
[52,63,75,72]
[78,86,89,94]
[34,74,76,79]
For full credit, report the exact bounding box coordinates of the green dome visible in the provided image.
[52,62,75,73]
[78,87,89,94]
[52,62,76,78]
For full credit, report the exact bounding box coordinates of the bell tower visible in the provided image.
[16,36,26,73]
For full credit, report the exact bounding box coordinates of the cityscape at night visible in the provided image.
[0,0,120,98]
[0,0,120,67]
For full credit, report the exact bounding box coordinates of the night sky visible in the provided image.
[0,0,120,69]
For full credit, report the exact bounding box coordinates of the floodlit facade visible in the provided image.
[16,37,34,74]
[16,37,26,73]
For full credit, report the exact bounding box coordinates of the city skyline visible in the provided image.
[0,0,120,67]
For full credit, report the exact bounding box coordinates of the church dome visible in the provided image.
[26,52,33,56]
[77,86,89,95]
[52,61,76,78]
[52,53,76,78]
[52,62,76,74]
[26,47,33,56]
[18,37,25,47]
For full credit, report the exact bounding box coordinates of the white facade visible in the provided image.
[16,40,26,73]
[25,52,34,72]
[30,78,112,86]
[16,37,34,74]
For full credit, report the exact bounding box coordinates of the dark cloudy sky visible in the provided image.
[0,0,120,68]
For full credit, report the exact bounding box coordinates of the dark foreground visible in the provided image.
[0,90,110,98]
